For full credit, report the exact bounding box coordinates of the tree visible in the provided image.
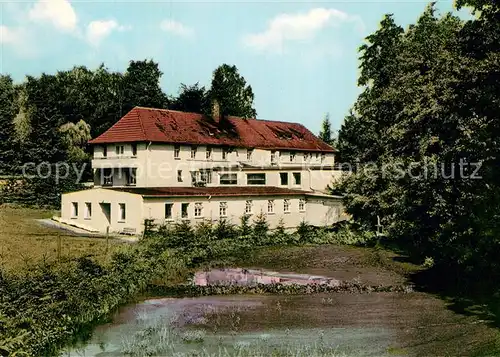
[208,64,257,118]
[335,3,500,273]
[170,83,208,114]
[122,60,169,113]
[338,14,404,165]
[0,76,18,174]
[319,113,336,147]
[59,120,92,162]
[20,74,68,165]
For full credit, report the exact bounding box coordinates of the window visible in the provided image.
[115,145,124,155]
[247,149,253,161]
[246,173,266,185]
[132,143,137,157]
[299,199,306,212]
[315,153,319,159]
[127,168,137,185]
[71,202,78,218]
[293,172,301,185]
[290,152,296,162]
[284,199,290,213]
[280,172,288,186]
[267,200,274,214]
[191,172,197,185]
[245,200,253,215]
[206,146,212,160]
[191,146,197,159]
[200,170,212,184]
[118,203,126,221]
[220,173,237,185]
[177,170,183,182]
[303,152,308,161]
[102,146,107,158]
[194,203,203,217]
[271,151,276,164]
[222,148,229,160]
[165,203,173,219]
[219,202,228,217]
[84,202,92,219]
[181,203,189,219]
[174,145,180,159]
[102,168,113,186]
[321,153,326,163]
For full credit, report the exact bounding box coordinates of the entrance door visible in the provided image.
[100,203,111,226]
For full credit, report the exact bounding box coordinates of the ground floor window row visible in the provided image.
[164,199,307,219]
[71,202,127,222]
[70,199,307,222]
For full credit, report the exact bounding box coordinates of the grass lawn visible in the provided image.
[0,205,124,273]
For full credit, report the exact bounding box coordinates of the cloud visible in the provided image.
[243,8,364,53]
[0,26,23,45]
[160,19,194,38]
[0,25,39,57]
[28,0,78,32]
[86,20,129,47]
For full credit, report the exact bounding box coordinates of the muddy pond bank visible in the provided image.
[65,245,500,356]
[66,290,500,356]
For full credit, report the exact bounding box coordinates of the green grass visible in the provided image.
[115,316,350,357]
[0,205,123,273]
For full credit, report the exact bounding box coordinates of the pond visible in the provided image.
[64,267,500,357]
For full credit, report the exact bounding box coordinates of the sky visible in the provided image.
[0,0,469,135]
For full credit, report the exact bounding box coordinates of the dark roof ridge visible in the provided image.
[134,106,312,128]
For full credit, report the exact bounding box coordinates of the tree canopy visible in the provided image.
[0,61,259,206]
[336,2,500,279]
[170,64,257,119]
[208,64,257,118]
[319,113,336,148]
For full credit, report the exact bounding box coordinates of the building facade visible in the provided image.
[59,106,347,235]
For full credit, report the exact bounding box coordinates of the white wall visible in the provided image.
[143,194,344,229]
[61,189,345,234]
[61,188,144,234]
[92,143,338,189]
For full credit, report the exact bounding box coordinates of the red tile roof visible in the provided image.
[108,186,308,198]
[89,107,335,152]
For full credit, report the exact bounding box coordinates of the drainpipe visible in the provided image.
[208,195,212,221]
[308,168,313,191]
[145,141,152,187]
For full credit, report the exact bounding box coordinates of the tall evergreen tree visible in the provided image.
[208,64,257,118]
[0,75,17,174]
[319,113,333,145]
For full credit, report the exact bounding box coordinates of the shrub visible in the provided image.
[296,220,312,243]
[239,214,253,237]
[214,219,238,241]
[170,220,196,247]
[271,218,292,245]
[252,212,269,244]
[194,219,215,243]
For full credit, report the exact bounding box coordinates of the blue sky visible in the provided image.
[0,0,467,135]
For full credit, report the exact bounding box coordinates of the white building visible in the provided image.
[59,106,347,235]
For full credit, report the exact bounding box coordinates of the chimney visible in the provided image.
[211,98,221,123]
